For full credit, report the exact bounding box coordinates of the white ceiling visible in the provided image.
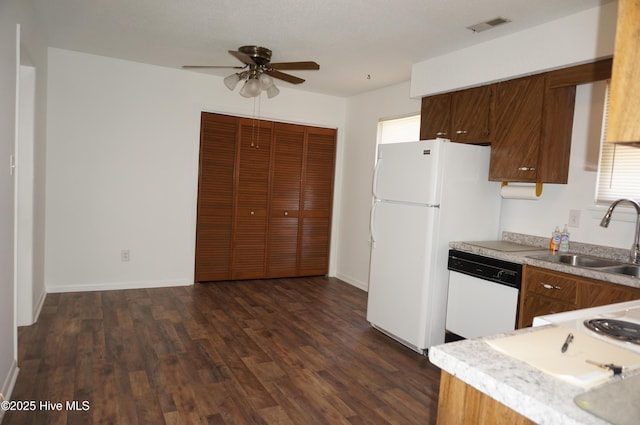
[31,0,615,97]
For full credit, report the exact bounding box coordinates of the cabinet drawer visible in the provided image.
[525,267,578,303]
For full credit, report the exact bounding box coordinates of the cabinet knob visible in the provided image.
[284,211,288,216]
[436,132,448,136]
[540,282,561,290]
[518,167,536,172]
[250,210,255,215]
[455,130,468,135]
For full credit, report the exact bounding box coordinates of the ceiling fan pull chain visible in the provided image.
[250,98,256,148]
[256,96,261,149]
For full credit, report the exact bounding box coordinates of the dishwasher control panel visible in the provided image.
[447,249,522,289]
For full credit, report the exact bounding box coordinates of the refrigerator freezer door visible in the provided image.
[367,201,437,350]
[373,140,441,205]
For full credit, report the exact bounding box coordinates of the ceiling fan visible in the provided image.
[182,46,320,98]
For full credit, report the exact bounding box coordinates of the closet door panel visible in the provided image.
[232,121,272,279]
[195,113,336,281]
[268,123,304,277]
[194,114,237,281]
[299,129,336,275]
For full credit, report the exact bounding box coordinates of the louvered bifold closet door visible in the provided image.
[267,123,305,277]
[194,113,237,281]
[299,127,337,276]
[231,119,273,280]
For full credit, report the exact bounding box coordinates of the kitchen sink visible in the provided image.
[528,253,621,268]
[597,264,640,278]
[527,253,640,278]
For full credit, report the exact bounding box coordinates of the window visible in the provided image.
[595,81,640,204]
[377,114,420,144]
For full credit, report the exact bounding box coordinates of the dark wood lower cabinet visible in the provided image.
[518,265,640,328]
[195,112,336,282]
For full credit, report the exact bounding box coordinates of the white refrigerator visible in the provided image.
[366,139,501,353]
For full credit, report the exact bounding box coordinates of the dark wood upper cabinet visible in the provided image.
[420,94,451,140]
[450,85,493,144]
[490,75,545,182]
[490,75,577,183]
[537,85,576,184]
[420,86,492,144]
[195,113,336,282]
[421,58,611,183]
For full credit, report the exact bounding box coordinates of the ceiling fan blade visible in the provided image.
[270,61,320,71]
[182,65,245,69]
[266,69,305,84]
[228,50,256,66]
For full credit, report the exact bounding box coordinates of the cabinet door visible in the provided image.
[231,120,273,280]
[267,123,304,278]
[519,294,578,328]
[299,128,336,276]
[194,113,237,282]
[582,280,640,308]
[490,75,545,182]
[537,86,575,184]
[450,85,493,144]
[607,0,640,143]
[420,94,451,140]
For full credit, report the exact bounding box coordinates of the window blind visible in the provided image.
[595,81,640,204]
[378,114,420,144]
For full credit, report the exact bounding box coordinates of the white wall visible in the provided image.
[45,48,346,292]
[336,82,421,289]
[411,2,617,97]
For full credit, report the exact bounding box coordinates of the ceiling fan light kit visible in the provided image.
[183,45,319,99]
[238,75,263,98]
[224,73,241,90]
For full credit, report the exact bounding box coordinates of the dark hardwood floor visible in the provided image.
[3,277,441,425]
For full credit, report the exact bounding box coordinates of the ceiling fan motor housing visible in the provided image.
[239,46,272,66]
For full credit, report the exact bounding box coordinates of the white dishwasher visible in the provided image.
[445,249,522,339]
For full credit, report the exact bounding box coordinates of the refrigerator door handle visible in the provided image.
[370,200,379,247]
[372,157,383,200]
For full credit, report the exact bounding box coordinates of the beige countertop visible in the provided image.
[429,325,637,425]
[450,232,640,290]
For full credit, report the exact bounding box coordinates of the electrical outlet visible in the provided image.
[121,249,130,262]
[568,209,581,228]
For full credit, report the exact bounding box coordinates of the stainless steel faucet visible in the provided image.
[600,198,640,264]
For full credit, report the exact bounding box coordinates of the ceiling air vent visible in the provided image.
[467,17,511,33]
